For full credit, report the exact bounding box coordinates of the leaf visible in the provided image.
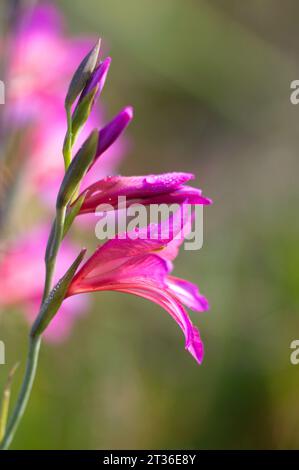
[31,249,86,337]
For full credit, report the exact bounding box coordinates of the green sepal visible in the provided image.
[57,130,98,208]
[31,249,86,337]
[71,86,98,146]
[63,193,87,238]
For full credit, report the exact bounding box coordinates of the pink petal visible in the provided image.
[97,281,204,364]
[68,253,170,295]
[77,172,201,214]
[166,276,209,312]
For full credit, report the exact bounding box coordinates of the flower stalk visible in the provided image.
[0,337,41,450]
[63,105,73,170]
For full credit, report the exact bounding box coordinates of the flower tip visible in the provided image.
[95,37,102,54]
[124,106,134,121]
[80,247,87,259]
[91,38,102,67]
[99,57,112,75]
[99,57,112,80]
[75,247,87,269]
[205,197,213,205]
[186,343,204,365]
[104,56,112,66]
[200,297,210,311]
[65,37,102,107]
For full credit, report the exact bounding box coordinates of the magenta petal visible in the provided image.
[166,276,209,312]
[108,282,204,364]
[79,57,111,103]
[68,211,189,286]
[92,106,133,165]
[71,254,169,294]
[143,187,212,206]
[187,326,204,364]
[77,172,210,214]
[66,216,207,364]
[68,206,194,295]
[68,239,171,295]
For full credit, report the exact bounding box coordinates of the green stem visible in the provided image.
[0,336,41,450]
[42,206,66,302]
[63,106,72,170]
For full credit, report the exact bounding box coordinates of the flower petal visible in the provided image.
[166,276,209,312]
[76,172,209,214]
[67,251,170,295]
[92,107,133,165]
[103,281,204,364]
[79,57,111,103]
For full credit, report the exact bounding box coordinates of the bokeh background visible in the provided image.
[1,0,299,449]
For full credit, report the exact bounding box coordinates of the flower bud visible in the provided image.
[79,57,111,104]
[70,86,99,146]
[91,106,133,168]
[65,39,101,108]
[57,130,98,208]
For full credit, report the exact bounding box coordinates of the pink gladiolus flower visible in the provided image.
[66,214,209,364]
[0,226,88,342]
[74,172,212,215]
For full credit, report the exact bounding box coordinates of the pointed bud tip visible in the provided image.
[65,37,102,108]
[95,37,101,54]
[103,56,112,66]
[89,37,101,70]
[123,106,134,120]
[95,56,111,82]
[79,247,87,258]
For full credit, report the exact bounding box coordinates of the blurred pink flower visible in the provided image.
[0,225,88,342]
[4,2,126,199]
[6,3,102,119]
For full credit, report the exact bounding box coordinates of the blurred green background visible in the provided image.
[1,0,299,449]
